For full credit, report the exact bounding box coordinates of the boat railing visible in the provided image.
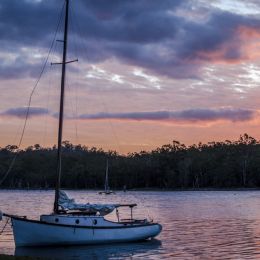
[115,203,137,222]
[115,204,137,208]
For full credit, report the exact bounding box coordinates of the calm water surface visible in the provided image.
[1,190,260,259]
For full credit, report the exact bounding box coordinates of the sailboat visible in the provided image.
[99,160,114,195]
[0,0,162,247]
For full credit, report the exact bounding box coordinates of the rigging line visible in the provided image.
[70,6,123,155]
[70,6,88,146]
[42,63,52,147]
[72,12,79,145]
[70,7,130,197]
[70,8,132,193]
[74,71,79,145]
[43,31,61,146]
[66,81,78,144]
[0,2,65,187]
[68,80,79,144]
[67,12,79,144]
[70,5,89,60]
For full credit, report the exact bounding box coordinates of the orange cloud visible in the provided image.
[238,26,260,59]
[192,26,260,64]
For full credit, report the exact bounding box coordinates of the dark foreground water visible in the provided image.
[1,190,260,259]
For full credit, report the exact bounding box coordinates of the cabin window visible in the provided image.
[93,219,97,225]
[55,218,59,223]
[75,219,80,224]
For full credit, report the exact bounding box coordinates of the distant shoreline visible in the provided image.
[0,187,259,192]
[0,255,42,260]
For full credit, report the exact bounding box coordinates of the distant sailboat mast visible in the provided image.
[54,0,69,214]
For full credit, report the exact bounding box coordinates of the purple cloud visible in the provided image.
[0,107,50,119]
[0,107,256,123]
[176,11,260,62]
[78,108,256,122]
[0,0,260,79]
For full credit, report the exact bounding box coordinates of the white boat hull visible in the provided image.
[11,216,162,247]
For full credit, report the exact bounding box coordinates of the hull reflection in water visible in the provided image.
[15,240,162,259]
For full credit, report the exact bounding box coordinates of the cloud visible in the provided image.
[3,106,253,123]
[0,107,50,118]
[78,108,256,123]
[0,58,41,79]
[177,11,260,63]
[1,0,260,80]
[0,0,60,47]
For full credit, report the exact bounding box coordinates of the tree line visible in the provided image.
[0,134,260,189]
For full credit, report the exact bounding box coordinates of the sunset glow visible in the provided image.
[0,0,260,153]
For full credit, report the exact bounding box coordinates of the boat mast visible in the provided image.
[54,0,69,213]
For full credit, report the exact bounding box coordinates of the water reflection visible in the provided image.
[2,190,260,259]
[162,218,260,259]
[15,239,162,260]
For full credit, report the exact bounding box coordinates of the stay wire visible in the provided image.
[71,6,137,202]
[70,5,123,155]
[71,8,147,216]
[0,2,65,186]
[67,13,79,144]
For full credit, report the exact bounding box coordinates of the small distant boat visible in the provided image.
[0,0,162,247]
[99,160,114,195]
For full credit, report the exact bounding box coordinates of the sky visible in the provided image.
[0,0,260,153]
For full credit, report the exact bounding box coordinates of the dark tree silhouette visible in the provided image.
[1,134,260,189]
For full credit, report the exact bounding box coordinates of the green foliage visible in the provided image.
[1,134,260,189]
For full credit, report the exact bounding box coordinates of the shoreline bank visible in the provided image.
[0,187,260,192]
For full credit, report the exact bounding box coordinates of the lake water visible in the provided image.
[1,190,260,259]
